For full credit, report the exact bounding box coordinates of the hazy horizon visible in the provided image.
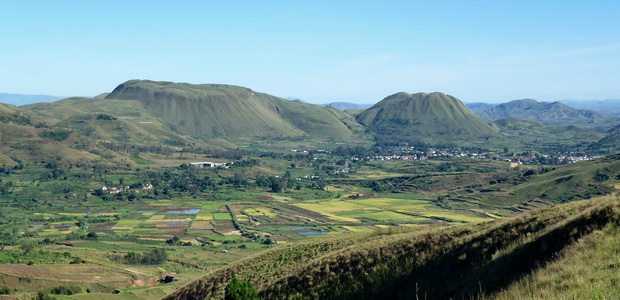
[2,88,620,106]
[1,1,619,103]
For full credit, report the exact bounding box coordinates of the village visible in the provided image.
[358,148,604,165]
[293,146,604,166]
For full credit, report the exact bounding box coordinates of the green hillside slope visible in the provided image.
[22,97,203,148]
[0,105,124,166]
[164,195,620,300]
[0,103,38,126]
[106,80,358,139]
[356,92,498,144]
[590,130,620,153]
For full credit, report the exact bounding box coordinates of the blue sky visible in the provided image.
[1,1,619,103]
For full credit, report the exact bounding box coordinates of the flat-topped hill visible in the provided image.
[106,80,359,139]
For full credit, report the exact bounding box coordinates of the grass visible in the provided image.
[129,156,155,165]
[491,222,620,299]
[212,212,233,221]
[201,204,223,211]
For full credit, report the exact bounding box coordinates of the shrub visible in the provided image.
[36,291,55,300]
[50,285,81,295]
[225,277,259,300]
[0,286,11,294]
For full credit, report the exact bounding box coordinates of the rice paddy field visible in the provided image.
[0,186,491,299]
[0,185,496,298]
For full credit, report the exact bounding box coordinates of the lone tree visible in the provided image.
[225,277,259,300]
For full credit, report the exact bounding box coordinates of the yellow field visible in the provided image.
[318,212,361,223]
[295,199,376,214]
[190,221,214,230]
[148,214,166,221]
[194,213,214,221]
[244,207,276,217]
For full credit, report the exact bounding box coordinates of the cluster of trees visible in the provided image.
[50,285,82,295]
[39,129,71,142]
[374,135,459,149]
[365,176,422,192]
[0,181,12,196]
[40,162,67,180]
[95,114,117,120]
[0,286,12,295]
[141,169,217,194]
[0,111,32,125]
[99,141,174,156]
[139,166,328,196]
[123,248,167,265]
[166,235,192,246]
[178,148,245,159]
[330,146,372,157]
[229,159,260,168]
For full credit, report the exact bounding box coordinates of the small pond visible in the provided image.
[298,231,329,236]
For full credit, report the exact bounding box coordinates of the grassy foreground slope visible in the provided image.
[492,220,620,299]
[165,195,620,300]
[106,80,359,139]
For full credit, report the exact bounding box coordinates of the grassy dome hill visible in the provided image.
[357,92,497,142]
[106,80,358,139]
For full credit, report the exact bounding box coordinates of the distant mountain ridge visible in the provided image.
[322,102,373,111]
[465,102,495,112]
[474,99,619,131]
[0,93,64,106]
[560,99,620,116]
[357,92,498,144]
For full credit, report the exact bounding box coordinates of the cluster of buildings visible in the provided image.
[101,183,153,194]
[189,161,228,168]
[349,148,489,162]
[505,154,604,165]
[345,147,602,166]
